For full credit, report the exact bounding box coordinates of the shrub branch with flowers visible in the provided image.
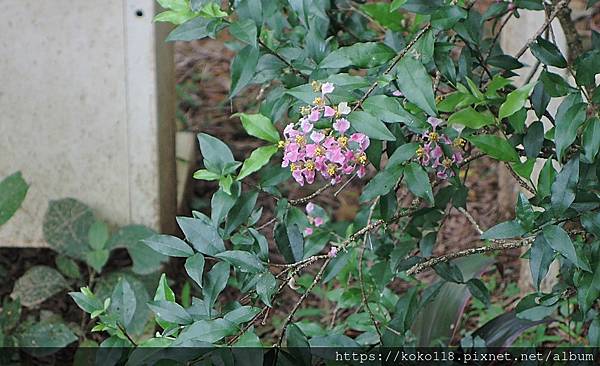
[70,0,600,361]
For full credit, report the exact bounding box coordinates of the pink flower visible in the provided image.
[357,165,366,178]
[304,168,316,184]
[310,131,325,143]
[437,170,448,180]
[292,169,304,186]
[430,145,443,167]
[427,117,443,129]
[321,82,334,95]
[324,106,336,117]
[284,123,298,138]
[306,202,315,214]
[309,108,321,122]
[337,102,351,115]
[350,133,370,150]
[301,119,313,133]
[282,143,301,167]
[333,118,350,134]
[304,227,313,236]
[392,90,403,97]
[314,217,324,227]
[328,246,338,258]
[326,147,346,165]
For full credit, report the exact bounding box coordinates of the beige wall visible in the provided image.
[0,0,176,247]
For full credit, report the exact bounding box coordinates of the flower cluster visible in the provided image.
[280,82,370,186]
[303,202,324,236]
[416,117,465,180]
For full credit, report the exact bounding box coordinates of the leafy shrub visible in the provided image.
[62,0,599,361]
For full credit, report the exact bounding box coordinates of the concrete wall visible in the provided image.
[0,0,177,247]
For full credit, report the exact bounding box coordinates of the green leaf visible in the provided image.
[19,321,77,355]
[193,169,221,181]
[177,318,236,344]
[11,266,68,308]
[274,222,304,263]
[55,255,80,279]
[0,172,28,226]
[467,135,519,162]
[362,95,418,126]
[229,19,257,48]
[43,198,95,259]
[537,158,556,200]
[431,5,467,29]
[404,162,434,204]
[224,190,259,235]
[148,300,193,325]
[540,70,574,97]
[69,287,103,314]
[203,262,230,315]
[529,234,555,292]
[236,113,280,143]
[224,306,261,324]
[197,133,235,174]
[581,212,600,238]
[523,121,545,158]
[481,220,526,240]
[448,107,494,129]
[320,42,396,69]
[498,83,534,119]
[143,234,194,257]
[396,56,437,116]
[177,216,225,255]
[215,250,265,273]
[256,272,277,307]
[387,142,419,167]
[542,225,580,268]
[88,221,109,250]
[185,253,205,288]
[530,37,567,68]
[555,102,587,162]
[433,261,464,283]
[237,145,278,180]
[550,156,579,215]
[516,193,535,231]
[582,117,600,163]
[107,225,166,275]
[230,45,259,98]
[347,111,396,141]
[466,278,490,307]
[360,164,403,202]
[154,273,176,302]
[166,17,212,41]
[85,249,109,273]
[360,3,404,31]
[110,278,137,329]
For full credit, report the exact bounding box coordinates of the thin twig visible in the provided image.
[358,199,383,341]
[514,0,569,60]
[353,24,432,111]
[458,207,483,235]
[289,184,331,206]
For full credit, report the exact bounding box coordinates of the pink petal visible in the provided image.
[314,217,324,227]
[333,118,350,134]
[310,131,325,143]
[321,82,335,95]
[392,90,403,97]
[324,106,336,117]
[308,109,321,122]
[304,227,314,236]
[301,119,313,133]
[306,202,315,214]
[427,117,443,129]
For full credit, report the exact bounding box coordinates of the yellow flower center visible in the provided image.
[314,146,324,156]
[442,158,453,168]
[277,140,286,149]
[305,160,315,171]
[313,97,325,107]
[416,146,425,157]
[290,163,300,172]
[295,135,305,145]
[428,132,439,143]
[453,138,465,148]
[337,136,348,147]
[327,163,337,176]
[356,153,368,165]
[311,80,321,92]
[300,106,311,115]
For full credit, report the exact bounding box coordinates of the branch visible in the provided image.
[353,23,432,111]
[406,236,536,276]
[503,162,536,195]
[514,0,569,60]
[258,39,308,81]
